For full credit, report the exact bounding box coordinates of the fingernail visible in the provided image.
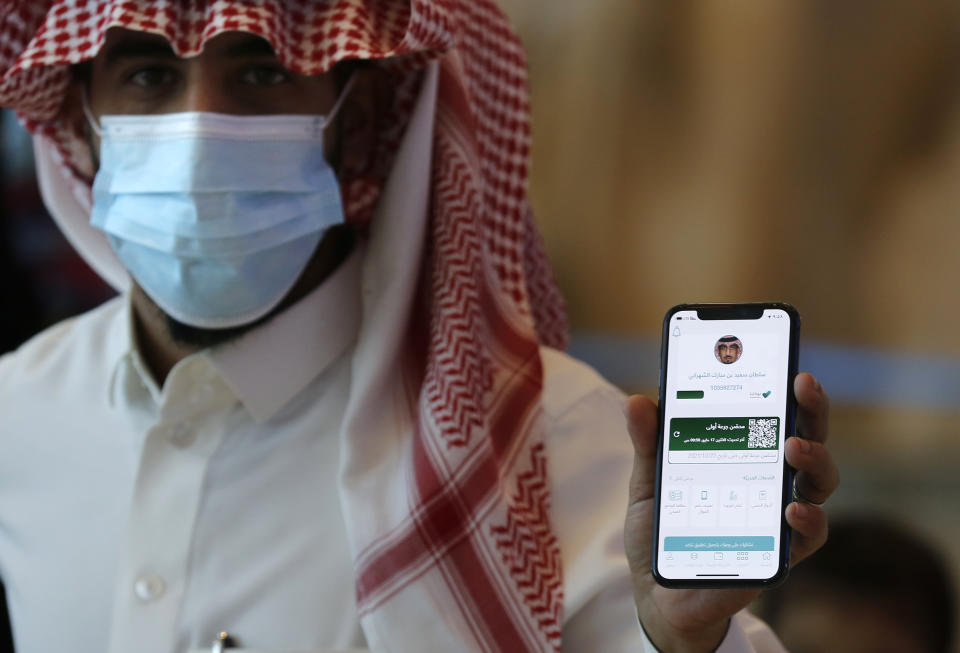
[797,437,811,453]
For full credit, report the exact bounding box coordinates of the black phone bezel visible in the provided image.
[651,302,801,589]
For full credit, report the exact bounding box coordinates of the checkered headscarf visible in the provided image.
[1,1,569,650]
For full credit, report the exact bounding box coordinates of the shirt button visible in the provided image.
[134,574,166,602]
[169,423,196,448]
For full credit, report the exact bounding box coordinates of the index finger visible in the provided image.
[794,372,830,443]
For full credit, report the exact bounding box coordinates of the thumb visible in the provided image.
[625,394,660,506]
[624,394,660,577]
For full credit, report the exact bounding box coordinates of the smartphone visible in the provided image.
[652,303,800,588]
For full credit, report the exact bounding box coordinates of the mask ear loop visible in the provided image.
[82,75,355,136]
[81,86,103,138]
[320,74,357,132]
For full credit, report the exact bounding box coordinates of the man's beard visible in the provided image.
[163,310,275,348]
[128,277,281,349]
[139,226,356,349]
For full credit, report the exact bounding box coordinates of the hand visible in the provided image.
[623,372,839,653]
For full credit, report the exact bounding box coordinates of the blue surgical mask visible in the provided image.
[86,82,352,329]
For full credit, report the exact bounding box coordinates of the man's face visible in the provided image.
[74,28,358,347]
[87,28,339,117]
[715,339,742,364]
[85,28,340,154]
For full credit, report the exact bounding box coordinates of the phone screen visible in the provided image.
[655,306,795,583]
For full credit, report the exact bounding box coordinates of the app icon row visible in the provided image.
[660,485,780,527]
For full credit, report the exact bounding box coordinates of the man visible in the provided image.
[715,336,743,364]
[0,2,837,651]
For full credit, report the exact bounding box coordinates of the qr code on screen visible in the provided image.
[748,418,777,449]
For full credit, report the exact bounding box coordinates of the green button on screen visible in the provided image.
[676,390,704,399]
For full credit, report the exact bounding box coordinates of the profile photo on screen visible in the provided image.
[715,335,743,364]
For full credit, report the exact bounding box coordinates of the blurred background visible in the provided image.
[499,0,960,649]
[2,1,959,650]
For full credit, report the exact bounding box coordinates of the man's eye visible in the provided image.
[242,65,291,86]
[126,66,177,89]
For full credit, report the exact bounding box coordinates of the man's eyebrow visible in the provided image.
[102,37,178,66]
[224,36,279,59]
[100,34,279,67]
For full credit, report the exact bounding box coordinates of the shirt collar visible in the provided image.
[110,242,363,423]
[208,242,364,423]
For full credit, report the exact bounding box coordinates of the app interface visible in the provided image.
[657,309,791,581]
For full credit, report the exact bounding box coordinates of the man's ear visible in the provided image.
[336,65,387,176]
[59,78,90,143]
[57,69,101,175]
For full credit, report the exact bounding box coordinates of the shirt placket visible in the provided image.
[108,356,236,653]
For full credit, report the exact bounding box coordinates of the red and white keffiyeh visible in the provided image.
[0,1,569,650]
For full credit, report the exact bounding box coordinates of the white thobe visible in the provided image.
[0,249,782,652]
